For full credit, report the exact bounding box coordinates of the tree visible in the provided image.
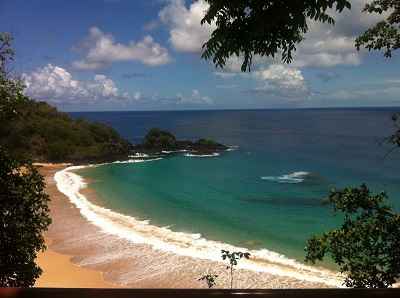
[198,1,400,289]
[0,148,51,287]
[305,184,400,288]
[221,250,250,289]
[0,33,51,287]
[201,0,351,71]
[0,33,28,123]
[201,1,399,71]
[198,273,218,288]
[356,0,400,58]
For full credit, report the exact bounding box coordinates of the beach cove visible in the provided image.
[33,108,400,289]
[35,163,339,288]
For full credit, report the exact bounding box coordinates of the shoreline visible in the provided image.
[35,163,120,288]
[36,162,341,288]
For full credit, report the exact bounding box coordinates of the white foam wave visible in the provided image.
[226,146,239,152]
[261,171,310,184]
[161,150,189,154]
[184,152,220,158]
[54,166,342,287]
[112,158,163,164]
[128,153,149,158]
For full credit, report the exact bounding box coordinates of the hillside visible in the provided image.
[0,100,131,163]
[133,128,228,154]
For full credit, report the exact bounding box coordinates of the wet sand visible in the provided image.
[34,163,334,289]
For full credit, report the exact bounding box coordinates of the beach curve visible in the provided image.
[53,163,344,288]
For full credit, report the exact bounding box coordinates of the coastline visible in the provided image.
[35,163,119,288]
[35,162,341,288]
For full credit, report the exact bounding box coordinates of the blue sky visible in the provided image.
[1,0,400,111]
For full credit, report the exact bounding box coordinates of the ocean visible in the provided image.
[61,108,400,283]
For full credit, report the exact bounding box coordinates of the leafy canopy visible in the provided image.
[201,0,351,71]
[0,33,29,122]
[305,184,400,288]
[0,148,51,287]
[0,33,51,287]
[356,0,400,58]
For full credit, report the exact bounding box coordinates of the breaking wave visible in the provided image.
[226,146,239,152]
[161,149,189,154]
[112,158,163,164]
[128,153,150,158]
[54,165,342,287]
[261,171,310,184]
[184,153,220,158]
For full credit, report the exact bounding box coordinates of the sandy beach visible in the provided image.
[34,163,338,289]
[35,164,118,288]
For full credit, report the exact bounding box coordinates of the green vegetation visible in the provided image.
[356,0,400,58]
[201,0,398,71]
[0,33,51,287]
[200,2,400,288]
[199,250,250,289]
[201,0,351,71]
[0,33,29,123]
[196,138,219,147]
[0,100,131,163]
[198,273,218,288]
[0,148,51,287]
[0,32,130,164]
[136,128,227,153]
[305,185,400,288]
[221,250,250,289]
[143,128,177,150]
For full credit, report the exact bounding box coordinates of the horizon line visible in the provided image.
[67,106,400,113]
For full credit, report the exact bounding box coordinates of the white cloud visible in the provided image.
[176,89,213,104]
[22,64,142,104]
[293,0,385,68]
[22,64,213,107]
[215,62,309,99]
[159,0,383,69]
[159,0,215,52]
[251,65,309,99]
[72,27,171,70]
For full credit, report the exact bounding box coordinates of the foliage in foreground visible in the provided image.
[0,32,51,287]
[198,273,218,288]
[305,184,400,288]
[355,0,400,58]
[201,0,351,71]
[0,147,51,287]
[0,33,29,123]
[201,0,399,71]
[199,250,250,289]
[222,250,251,289]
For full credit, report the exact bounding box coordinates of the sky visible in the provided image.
[1,0,400,111]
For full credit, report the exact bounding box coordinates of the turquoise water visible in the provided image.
[74,108,400,264]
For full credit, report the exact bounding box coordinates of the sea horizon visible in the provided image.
[67,106,400,113]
